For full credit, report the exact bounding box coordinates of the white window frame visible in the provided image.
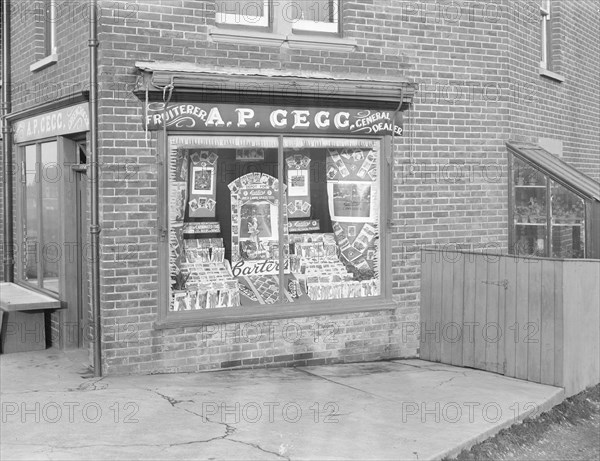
[44,0,57,56]
[540,0,551,69]
[292,1,340,34]
[216,0,269,28]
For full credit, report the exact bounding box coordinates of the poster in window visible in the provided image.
[192,166,215,195]
[288,169,309,197]
[327,181,376,222]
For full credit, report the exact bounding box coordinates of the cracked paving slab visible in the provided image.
[1,351,565,461]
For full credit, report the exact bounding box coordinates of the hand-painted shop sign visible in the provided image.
[13,103,90,143]
[145,103,403,136]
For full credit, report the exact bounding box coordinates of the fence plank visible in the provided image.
[474,254,488,370]
[451,254,465,367]
[485,255,501,373]
[462,253,477,368]
[497,256,507,376]
[554,260,564,387]
[527,259,542,383]
[441,254,454,365]
[540,259,555,386]
[515,258,530,380]
[420,252,433,361]
[504,256,518,378]
[430,253,444,362]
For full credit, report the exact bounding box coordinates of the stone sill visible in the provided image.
[209,27,357,52]
[539,67,565,83]
[30,53,58,72]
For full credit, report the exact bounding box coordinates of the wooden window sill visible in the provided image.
[154,298,397,329]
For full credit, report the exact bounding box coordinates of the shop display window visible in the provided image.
[166,135,381,311]
[21,140,60,293]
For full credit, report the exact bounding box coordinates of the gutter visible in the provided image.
[89,0,102,377]
[2,0,14,282]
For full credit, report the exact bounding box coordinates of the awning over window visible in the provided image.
[507,141,600,202]
[134,61,415,109]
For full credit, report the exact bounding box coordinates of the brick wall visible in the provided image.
[506,0,600,180]
[390,0,512,316]
[6,0,599,374]
[10,1,89,113]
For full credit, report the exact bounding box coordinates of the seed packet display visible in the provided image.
[172,291,189,311]
[170,183,187,223]
[211,247,225,263]
[327,150,350,178]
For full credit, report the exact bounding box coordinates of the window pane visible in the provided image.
[289,0,337,23]
[284,138,381,301]
[24,145,39,284]
[41,141,60,292]
[551,181,584,224]
[168,136,381,311]
[513,158,547,256]
[551,181,585,258]
[168,137,283,311]
[552,225,584,258]
[216,0,267,25]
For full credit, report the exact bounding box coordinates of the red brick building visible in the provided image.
[1,0,599,374]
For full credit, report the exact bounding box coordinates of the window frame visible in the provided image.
[156,131,394,328]
[30,0,58,71]
[16,136,79,299]
[18,137,61,296]
[44,0,57,57]
[540,0,552,70]
[214,0,342,36]
[508,153,589,259]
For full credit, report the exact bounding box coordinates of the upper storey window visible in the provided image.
[215,0,340,35]
[540,0,552,70]
[216,0,269,27]
[289,0,339,33]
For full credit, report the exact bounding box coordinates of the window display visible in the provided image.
[167,136,381,311]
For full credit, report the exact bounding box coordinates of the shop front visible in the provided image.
[2,101,90,352]
[127,65,417,371]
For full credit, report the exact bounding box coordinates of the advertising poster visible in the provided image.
[186,149,218,218]
[327,181,376,223]
[286,154,312,219]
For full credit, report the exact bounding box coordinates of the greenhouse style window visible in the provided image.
[507,142,600,259]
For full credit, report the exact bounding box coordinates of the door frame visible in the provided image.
[73,143,90,349]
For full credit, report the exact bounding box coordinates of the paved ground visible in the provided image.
[1,349,565,461]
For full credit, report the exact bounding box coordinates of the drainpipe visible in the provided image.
[2,0,14,282]
[89,0,102,377]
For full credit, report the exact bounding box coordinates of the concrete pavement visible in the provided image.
[1,349,564,460]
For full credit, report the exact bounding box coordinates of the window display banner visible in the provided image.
[145,103,403,136]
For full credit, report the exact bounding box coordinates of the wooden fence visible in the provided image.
[420,249,600,396]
